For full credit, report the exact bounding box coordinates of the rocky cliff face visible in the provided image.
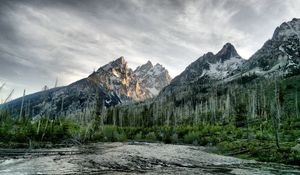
[134,61,172,97]
[240,18,300,77]
[88,57,147,101]
[88,57,172,101]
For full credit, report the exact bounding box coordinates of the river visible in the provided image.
[0,142,299,174]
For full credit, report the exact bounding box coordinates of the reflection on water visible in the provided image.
[0,143,299,175]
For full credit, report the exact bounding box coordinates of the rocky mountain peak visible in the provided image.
[111,56,127,69]
[169,43,244,87]
[272,18,300,40]
[242,18,300,76]
[154,63,163,68]
[88,57,172,101]
[216,43,241,62]
[98,57,128,73]
[115,56,126,64]
[134,61,172,96]
[146,60,153,67]
[135,60,154,75]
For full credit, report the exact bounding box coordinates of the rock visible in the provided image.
[134,61,172,97]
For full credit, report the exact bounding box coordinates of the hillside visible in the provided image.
[1,57,171,118]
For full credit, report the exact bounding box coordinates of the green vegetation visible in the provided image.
[1,109,299,165]
[0,111,81,148]
[1,75,300,166]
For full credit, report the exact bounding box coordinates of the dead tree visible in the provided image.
[19,89,26,120]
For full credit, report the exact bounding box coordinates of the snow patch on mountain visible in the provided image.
[239,18,300,78]
[134,61,172,97]
[203,56,244,79]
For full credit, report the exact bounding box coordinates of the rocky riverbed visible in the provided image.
[0,142,299,174]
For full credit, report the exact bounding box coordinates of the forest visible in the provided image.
[0,74,300,165]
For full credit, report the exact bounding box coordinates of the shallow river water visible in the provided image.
[0,142,299,174]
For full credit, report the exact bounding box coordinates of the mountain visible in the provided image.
[172,43,244,85]
[88,57,172,101]
[134,61,172,97]
[162,18,300,97]
[240,18,300,77]
[161,43,244,96]
[108,18,300,129]
[1,79,111,118]
[88,57,148,102]
[2,57,171,118]
[3,18,300,121]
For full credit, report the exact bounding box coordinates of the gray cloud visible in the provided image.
[0,0,299,100]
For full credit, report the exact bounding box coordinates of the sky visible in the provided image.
[0,0,300,101]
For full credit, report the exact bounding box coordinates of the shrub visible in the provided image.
[134,132,143,141]
[145,132,156,141]
[170,133,179,143]
[102,125,116,141]
[183,131,199,144]
[114,130,127,141]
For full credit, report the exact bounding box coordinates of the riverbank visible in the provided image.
[1,139,299,166]
[1,142,300,175]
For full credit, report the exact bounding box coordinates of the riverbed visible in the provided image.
[0,142,299,174]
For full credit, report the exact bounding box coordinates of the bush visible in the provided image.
[134,132,143,141]
[145,132,156,141]
[170,133,178,143]
[102,125,116,141]
[184,131,200,144]
[114,130,127,141]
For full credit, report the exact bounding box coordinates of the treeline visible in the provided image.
[90,74,300,150]
[102,75,299,126]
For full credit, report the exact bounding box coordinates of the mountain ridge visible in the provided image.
[2,57,172,118]
[2,18,300,120]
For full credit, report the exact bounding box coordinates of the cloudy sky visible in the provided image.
[0,0,299,100]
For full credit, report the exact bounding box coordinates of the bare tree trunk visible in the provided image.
[4,89,14,103]
[224,92,230,123]
[205,101,208,123]
[54,78,58,88]
[296,90,299,119]
[251,90,256,119]
[41,119,49,141]
[112,108,116,126]
[200,101,203,124]
[247,91,251,140]
[37,119,41,135]
[272,82,281,149]
[19,89,26,120]
[271,101,280,149]
[0,82,6,106]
